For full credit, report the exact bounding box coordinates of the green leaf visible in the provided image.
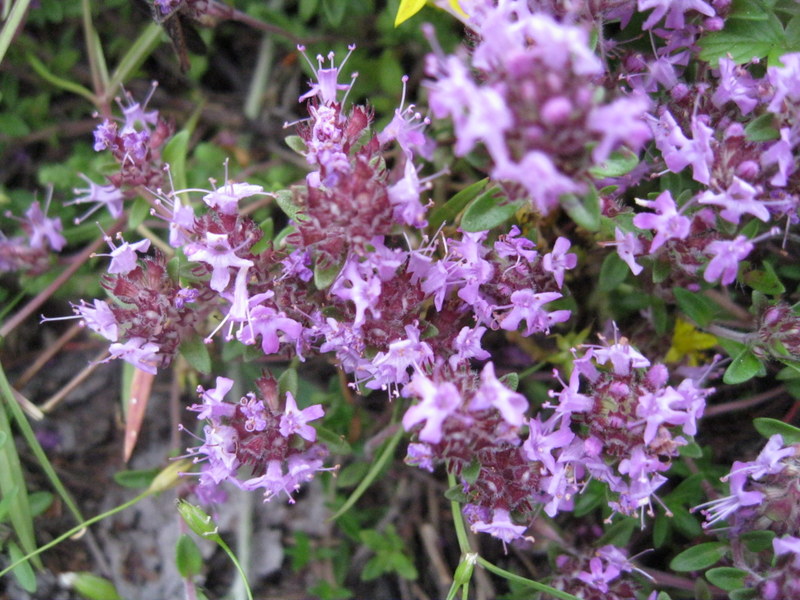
[653,513,670,548]
[461,189,523,232]
[462,458,481,485]
[361,556,385,581]
[744,261,785,295]
[698,12,786,66]
[444,484,468,503]
[740,529,775,552]
[8,541,36,593]
[656,593,673,600]
[705,567,749,591]
[753,417,800,443]
[560,186,600,231]
[284,135,306,155]
[176,534,204,578]
[744,112,780,142]
[589,148,640,178]
[390,552,418,580]
[314,257,343,290]
[597,517,636,548]
[499,372,519,391]
[673,287,718,327]
[428,179,489,230]
[670,506,703,539]
[729,588,758,600]
[321,0,346,25]
[724,348,765,384]
[679,441,703,458]
[598,252,630,292]
[316,426,352,455]
[128,196,151,229]
[163,130,191,192]
[179,334,212,374]
[66,572,123,600]
[25,491,52,520]
[113,467,160,489]
[278,368,299,400]
[275,188,303,221]
[670,542,728,572]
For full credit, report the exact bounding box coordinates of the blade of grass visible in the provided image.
[328,425,403,521]
[0,361,85,526]
[0,0,33,66]
[0,375,40,568]
[106,22,163,101]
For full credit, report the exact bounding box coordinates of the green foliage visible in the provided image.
[359,525,418,581]
[461,188,523,232]
[670,542,729,572]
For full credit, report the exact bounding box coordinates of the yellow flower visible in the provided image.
[665,318,718,366]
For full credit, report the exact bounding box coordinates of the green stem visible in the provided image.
[447,471,471,554]
[26,52,95,103]
[216,536,254,600]
[0,490,151,579]
[476,556,582,600]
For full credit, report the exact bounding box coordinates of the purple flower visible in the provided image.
[522,415,574,473]
[761,127,797,187]
[192,376,236,421]
[405,442,435,472]
[494,225,537,263]
[633,190,691,253]
[651,111,714,184]
[95,235,151,275]
[542,237,578,289]
[448,325,491,369]
[378,75,433,161]
[202,182,265,215]
[577,557,621,594]
[725,434,796,482]
[703,235,753,285]
[106,337,161,374]
[638,0,715,30]
[470,508,527,544]
[298,45,356,105]
[24,201,65,252]
[613,228,645,275]
[767,52,800,114]
[185,233,254,292]
[237,305,303,356]
[695,467,764,527]
[72,299,119,342]
[367,323,434,390]
[331,258,382,328]
[697,177,769,224]
[712,57,757,114]
[470,362,528,427]
[279,392,324,442]
[68,173,125,222]
[499,290,567,336]
[402,373,461,444]
[387,160,428,228]
[587,93,652,163]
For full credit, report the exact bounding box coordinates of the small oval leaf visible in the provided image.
[724,349,764,384]
[176,534,204,578]
[670,542,728,572]
[705,567,749,591]
[461,190,523,232]
[753,417,800,444]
